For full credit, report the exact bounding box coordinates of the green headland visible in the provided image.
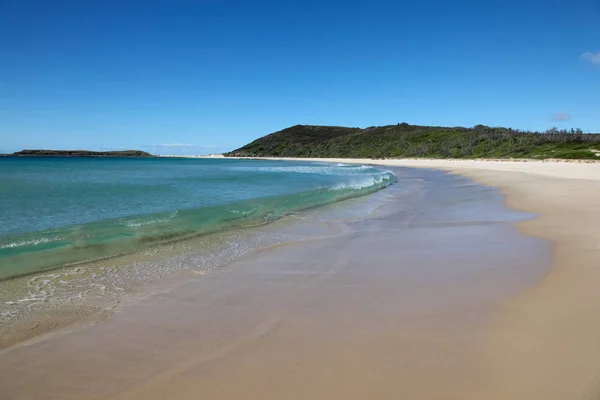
[226,124,600,160]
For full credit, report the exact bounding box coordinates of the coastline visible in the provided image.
[264,157,600,398]
[0,164,551,399]
[445,164,600,398]
[1,158,598,398]
[0,159,395,348]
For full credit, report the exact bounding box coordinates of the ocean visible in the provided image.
[0,157,395,281]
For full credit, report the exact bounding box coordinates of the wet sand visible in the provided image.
[0,161,589,399]
[288,158,600,398]
[436,164,600,399]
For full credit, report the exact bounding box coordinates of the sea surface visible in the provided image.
[0,157,395,280]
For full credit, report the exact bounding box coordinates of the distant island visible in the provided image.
[10,150,154,157]
[226,124,600,160]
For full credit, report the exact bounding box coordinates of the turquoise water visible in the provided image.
[0,157,395,280]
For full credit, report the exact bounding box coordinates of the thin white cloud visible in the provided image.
[552,112,571,121]
[581,51,600,65]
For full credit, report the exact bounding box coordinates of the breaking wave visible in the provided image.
[0,163,396,280]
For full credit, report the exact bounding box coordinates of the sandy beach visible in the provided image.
[308,158,600,399]
[1,158,600,399]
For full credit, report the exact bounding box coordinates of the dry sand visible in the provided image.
[1,158,600,399]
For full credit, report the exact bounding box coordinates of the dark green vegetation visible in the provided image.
[12,150,153,157]
[226,124,600,160]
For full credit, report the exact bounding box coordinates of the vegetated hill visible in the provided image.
[12,150,154,157]
[225,124,600,160]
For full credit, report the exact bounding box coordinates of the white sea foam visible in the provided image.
[330,172,395,191]
[232,164,374,175]
[0,237,53,250]
[123,211,178,228]
[229,207,259,217]
[235,164,394,191]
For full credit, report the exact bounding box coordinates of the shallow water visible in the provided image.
[0,157,395,279]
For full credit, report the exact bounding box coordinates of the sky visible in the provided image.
[1,0,599,154]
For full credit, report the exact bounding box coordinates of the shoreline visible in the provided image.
[1,158,599,398]
[454,167,600,398]
[0,162,396,349]
[264,157,600,398]
[0,160,397,349]
[0,165,550,399]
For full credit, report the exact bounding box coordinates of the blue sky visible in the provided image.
[1,0,599,154]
